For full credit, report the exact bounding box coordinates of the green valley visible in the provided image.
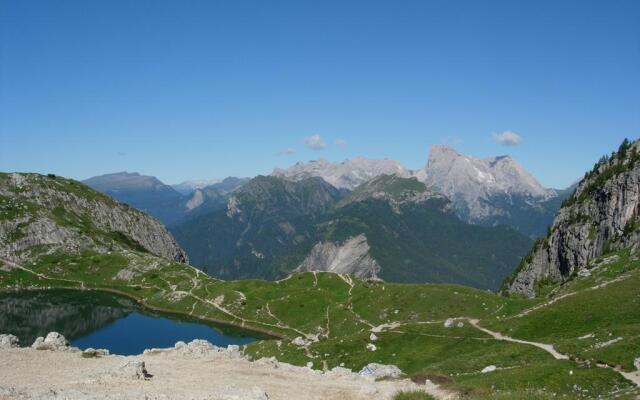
[1,246,639,399]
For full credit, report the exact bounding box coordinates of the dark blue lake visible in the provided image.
[0,290,262,355]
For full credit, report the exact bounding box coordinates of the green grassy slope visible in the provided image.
[1,247,638,399]
[2,172,638,399]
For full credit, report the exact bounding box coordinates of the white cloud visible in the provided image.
[492,131,522,146]
[276,148,296,156]
[304,134,326,150]
[334,138,347,147]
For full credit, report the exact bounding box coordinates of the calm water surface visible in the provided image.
[0,290,260,355]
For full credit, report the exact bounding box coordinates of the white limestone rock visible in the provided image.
[295,234,381,279]
[32,332,69,351]
[291,336,307,347]
[358,363,402,379]
[0,334,19,349]
[481,365,497,373]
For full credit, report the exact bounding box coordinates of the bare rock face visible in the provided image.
[0,334,19,348]
[509,140,640,297]
[415,145,555,224]
[0,173,187,264]
[295,234,381,279]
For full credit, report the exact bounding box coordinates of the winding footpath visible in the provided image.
[466,319,640,387]
[467,319,568,360]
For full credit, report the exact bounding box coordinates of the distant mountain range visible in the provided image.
[82,146,573,289]
[83,172,187,226]
[83,173,248,227]
[272,146,574,236]
[171,174,532,290]
[171,178,221,195]
[273,157,410,190]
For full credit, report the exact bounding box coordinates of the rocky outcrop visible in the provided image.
[295,234,381,279]
[31,332,70,351]
[0,173,187,263]
[509,140,640,297]
[0,334,19,349]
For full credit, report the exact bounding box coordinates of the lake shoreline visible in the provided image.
[0,286,283,340]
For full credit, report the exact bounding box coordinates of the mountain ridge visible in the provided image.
[0,172,188,264]
[172,174,532,289]
[507,138,640,297]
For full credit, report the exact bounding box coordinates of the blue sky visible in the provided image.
[1,0,638,188]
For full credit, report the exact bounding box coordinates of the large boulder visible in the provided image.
[110,361,151,380]
[358,363,402,379]
[31,332,69,351]
[0,334,19,349]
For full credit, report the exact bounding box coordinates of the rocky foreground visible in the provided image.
[0,333,452,400]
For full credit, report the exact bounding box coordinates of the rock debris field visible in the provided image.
[0,333,455,400]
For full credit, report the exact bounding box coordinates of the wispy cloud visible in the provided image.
[304,134,325,150]
[492,131,522,146]
[276,148,296,156]
[334,138,347,147]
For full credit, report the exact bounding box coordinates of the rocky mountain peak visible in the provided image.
[416,145,555,225]
[507,138,640,297]
[272,157,410,190]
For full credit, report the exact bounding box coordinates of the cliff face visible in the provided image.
[294,234,381,279]
[508,140,640,297]
[414,145,560,236]
[0,173,187,263]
